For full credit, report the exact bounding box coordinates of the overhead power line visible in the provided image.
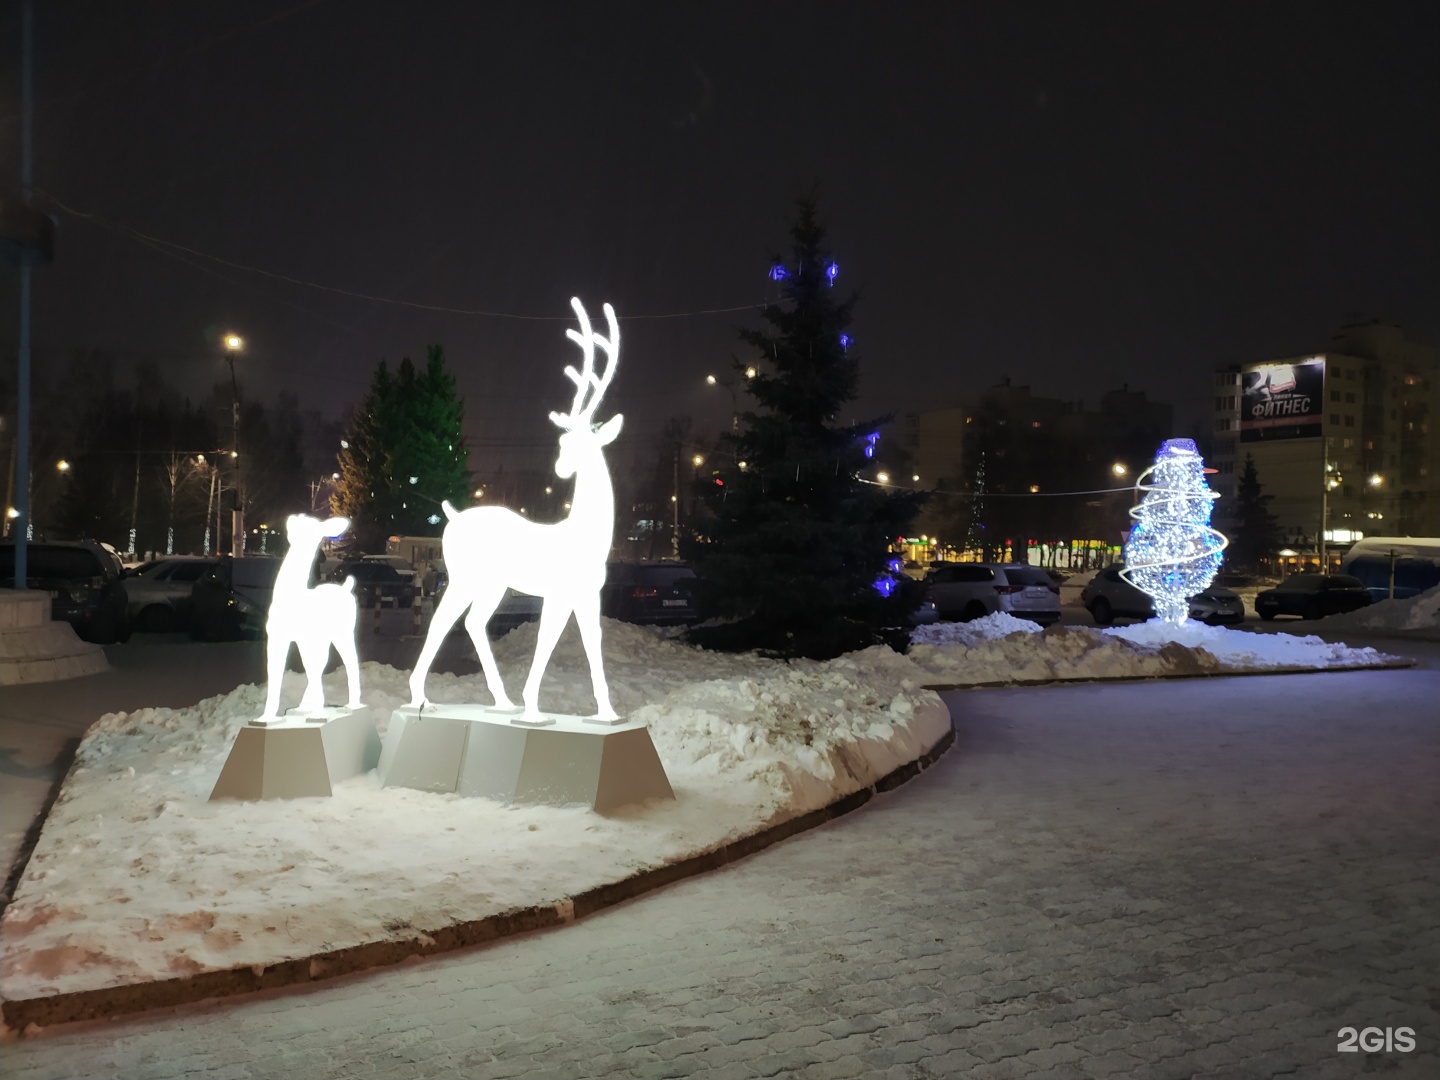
[36,191,773,323]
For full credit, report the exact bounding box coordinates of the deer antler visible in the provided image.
[551,298,619,430]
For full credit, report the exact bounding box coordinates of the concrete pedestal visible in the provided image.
[0,589,109,685]
[379,705,674,812]
[210,708,382,801]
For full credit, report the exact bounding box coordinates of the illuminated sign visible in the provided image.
[1240,357,1325,442]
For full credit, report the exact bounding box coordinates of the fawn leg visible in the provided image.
[261,635,289,718]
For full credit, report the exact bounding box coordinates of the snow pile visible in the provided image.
[1,621,948,1004]
[1314,584,1440,634]
[908,611,1399,685]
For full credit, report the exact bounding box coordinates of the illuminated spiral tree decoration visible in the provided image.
[1122,438,1229,624]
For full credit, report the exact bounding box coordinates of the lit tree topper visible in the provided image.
[1122,438,1228,624]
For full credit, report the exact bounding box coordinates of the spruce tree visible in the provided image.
[333,347,472,551]
[1225,453,1283,573]
[684,197,926,658]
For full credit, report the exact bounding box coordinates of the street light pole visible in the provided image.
[224,334,244,557]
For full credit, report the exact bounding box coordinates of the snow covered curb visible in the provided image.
[1,623,952,1032]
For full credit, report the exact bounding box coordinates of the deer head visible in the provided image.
[550,298,623,479]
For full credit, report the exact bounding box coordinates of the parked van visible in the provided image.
[1338,537,1440,602]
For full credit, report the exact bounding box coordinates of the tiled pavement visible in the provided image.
[4,640,1438,1078]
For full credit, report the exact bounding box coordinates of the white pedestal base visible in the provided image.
[210,708,382,801]
[379,704,674,812]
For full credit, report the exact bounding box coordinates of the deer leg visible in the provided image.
[522,604,571,719]
[573,591,617,720]
[333,629,362,709]
[463,590,516,709]
[408,587,469,706]
[261,635,290,718]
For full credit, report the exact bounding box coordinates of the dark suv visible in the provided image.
[0,540,132,643]
[602,562,700,625]
[189,556,282,641]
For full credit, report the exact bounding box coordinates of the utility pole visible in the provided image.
[3,0,55,582]
[672,445,680,558]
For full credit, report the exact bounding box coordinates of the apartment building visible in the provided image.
[1211,323,1440,554]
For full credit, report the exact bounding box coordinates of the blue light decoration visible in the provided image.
[839,333,853,351]
[1122,438,1229,624]
[769,263,788,282]
[872,573,897,597]
[887,557,903,575]
[427,513,441,525]
[825,261,839,286]
[863,431,880,459]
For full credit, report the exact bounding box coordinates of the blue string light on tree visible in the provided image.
[825,262,839,286]
[1122,438,1228,624]
[769,263,788,282]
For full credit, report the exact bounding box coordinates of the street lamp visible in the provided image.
[1112,463,1127,477]
[56,459,69,472]
[876,471,890,484]
[705,368,755,431]
[224,333,245,557]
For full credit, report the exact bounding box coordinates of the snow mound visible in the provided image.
[1312,584,1440,634]
[908,617,1398,685]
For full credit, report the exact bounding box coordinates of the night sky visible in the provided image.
[3,1,1437,473]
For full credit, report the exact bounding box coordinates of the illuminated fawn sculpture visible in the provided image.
[260,514,362,719]
[409,298,622,724]
[211,513,376,800]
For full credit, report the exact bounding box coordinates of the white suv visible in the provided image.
[924,563,1061,626]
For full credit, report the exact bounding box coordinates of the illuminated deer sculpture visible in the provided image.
[408,298,622,723]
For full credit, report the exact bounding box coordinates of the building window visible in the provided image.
[1344,415,1355,427]
[1344,392,1356,403]
[1331,414,1340,426]
[1342,438,1355,449]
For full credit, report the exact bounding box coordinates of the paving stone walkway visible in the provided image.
[5,641,1438,1078]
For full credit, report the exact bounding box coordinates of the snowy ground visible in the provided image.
[0,620,948,1012]
[1,599,1423,1019]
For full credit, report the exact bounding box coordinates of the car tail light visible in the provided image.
[631,586,658,598]
[993,584,1022,595]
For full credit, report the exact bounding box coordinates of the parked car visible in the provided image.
[1254,574,1372,620]
[189,556,282,641]
[602,562,701,625]
[123,556,219,631]
[0,539,132,643]
[924,563,1061,626]
[1081,565,1246,626]
[332,559,417,607]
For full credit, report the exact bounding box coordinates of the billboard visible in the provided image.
[1240,357,1325,442]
